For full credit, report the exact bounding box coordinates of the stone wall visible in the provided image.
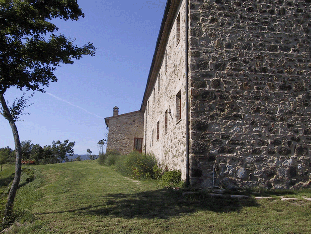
[106,111,144,155]
[189,0,311,189]
[144,0,188,179]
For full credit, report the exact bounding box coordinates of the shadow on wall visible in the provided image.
[36,189,258,219]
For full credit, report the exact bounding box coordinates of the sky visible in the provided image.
[0,0,167,155]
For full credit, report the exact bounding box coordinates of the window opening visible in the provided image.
[157,121,160,140]
[165,110,168,134]
[134,138,143,153]
[176,13,181,45]
[176,91,181,121]
[152,129,154,146]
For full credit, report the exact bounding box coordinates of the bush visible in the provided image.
[105,153,121,166]
[97,150,121,166]
[160,170,183,188]
[152,164,162,180]
[116,151,157,179]
[97,153,106,165]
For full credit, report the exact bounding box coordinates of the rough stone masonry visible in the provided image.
[189,0,311,189]
[106,0,311,190]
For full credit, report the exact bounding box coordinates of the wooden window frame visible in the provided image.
[133,138,143,153]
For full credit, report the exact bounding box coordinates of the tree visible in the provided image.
[50,140,75,163]
[29,143,44,164]
[21,140,33,160]
[0,0,95,223]
[87,148,92,159]
[74,155,81,161]
[97,139,106,155]
[0,147,13,171]
[87,148,97,160]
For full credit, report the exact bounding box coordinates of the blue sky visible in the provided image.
[0,0,166,155]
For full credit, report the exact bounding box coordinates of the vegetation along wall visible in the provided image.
[189,0,311,189]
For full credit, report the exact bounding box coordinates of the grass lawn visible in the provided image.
[1,160,311,233]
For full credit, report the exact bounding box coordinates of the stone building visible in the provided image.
[105,107,144,154]
[105,0,311,189]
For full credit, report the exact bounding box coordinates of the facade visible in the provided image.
[105,107,144,155]
[105,0,311,190]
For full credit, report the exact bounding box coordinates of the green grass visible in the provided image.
[1,161,311,233]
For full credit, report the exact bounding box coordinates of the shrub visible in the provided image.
[97,153,106,165]
[97,150,121,166]
[160,170,183,188]
[152,164,162,180]
[105,153,121,166]
[116,151,157,179]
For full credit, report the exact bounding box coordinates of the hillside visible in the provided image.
[1,161,311,233]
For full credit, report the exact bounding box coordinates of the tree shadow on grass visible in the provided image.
[37,189,259,219]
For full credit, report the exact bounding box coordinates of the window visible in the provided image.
[176,91,181,121]
[176,13,181,45]
[165,110,168,134]
[157,121,160,140]
[152,129,154,146]
[134,138,143,153]
[147,101,149,115]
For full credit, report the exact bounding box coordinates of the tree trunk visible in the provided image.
[0,94,22,224]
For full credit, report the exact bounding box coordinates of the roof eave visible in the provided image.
[140,0,182,112]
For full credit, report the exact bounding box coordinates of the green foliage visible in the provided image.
[0,0,94,224]
[5,94,33,121]
[74,156,81,161]
[0,0,95,94]
[17,140,75,164]
[98,151,181,184]
[159,170,183,188]
[97,150,120,166]
[152,164,162,180]
[0,147,13,170]
[105,152,121,166]
[115,151,157,179]
[97,153,106,165]
[97,139,106,155]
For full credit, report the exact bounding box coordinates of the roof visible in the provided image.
[140,0,182,112]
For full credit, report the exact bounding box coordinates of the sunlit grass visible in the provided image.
[1,161,311,233]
